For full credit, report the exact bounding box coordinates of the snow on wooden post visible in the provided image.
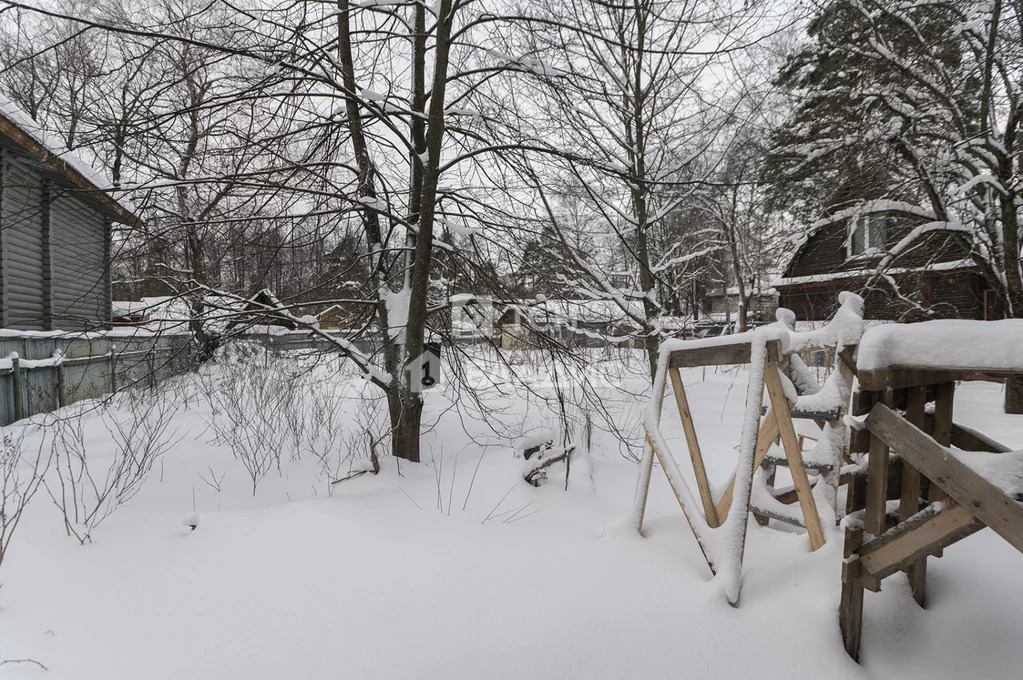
[11,352,24,421]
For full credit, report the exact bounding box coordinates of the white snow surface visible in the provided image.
[857,319,1023,372]
[1,348,1022,679]
[947,449,1023,499]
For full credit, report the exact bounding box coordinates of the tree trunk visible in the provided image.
[1005,375,1023,415]
[388,388,423,463]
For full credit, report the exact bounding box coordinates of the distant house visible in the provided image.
[111,300,150,325]
[0,94,139,331]
[496,298,641,348]
[317,302,372,332]
[774,212,993,322]
[240,288,297,330]
[701,281,778,326]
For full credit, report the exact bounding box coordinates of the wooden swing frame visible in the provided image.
[635,337,834,601]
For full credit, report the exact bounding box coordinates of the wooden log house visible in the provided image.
[0,94,139,331]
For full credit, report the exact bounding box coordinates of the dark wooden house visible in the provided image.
[0,95,138,331]
[774,212,995,322]
[240,289,297,330]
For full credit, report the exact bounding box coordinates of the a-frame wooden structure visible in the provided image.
[634,334,832,604]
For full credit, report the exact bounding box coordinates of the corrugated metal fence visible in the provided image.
[0,331,194,425]
[0,329,380,426]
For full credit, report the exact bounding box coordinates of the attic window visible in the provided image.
[849,213,889,257]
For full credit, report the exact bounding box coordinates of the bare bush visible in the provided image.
[47,394,179,544]
[202,359,291,494]
[1,430,51,572]
[310,387,385,497]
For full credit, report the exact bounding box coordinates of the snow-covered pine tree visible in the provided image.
[770,0,1023,412]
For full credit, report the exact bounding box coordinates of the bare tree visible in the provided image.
[505,0,795,376]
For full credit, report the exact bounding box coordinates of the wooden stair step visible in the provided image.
[750,503,806,527]
[763,453,835,472]
[761,405,841,421]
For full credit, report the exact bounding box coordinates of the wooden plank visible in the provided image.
[866,403,1023,555]
[900,386,932,601]
[900,386,927,604]
[667,339,781,369]
[951,422,1011,453]
[761,404,841,421]
[749,503,805,527]
[633,370,668,532]
[714,410,779,521]
[764,362,826,550]
[763,453,834,472]
[858,366,1021,391]
[918,414,1013,454]
[644,428,716,574]
[859,503,982,581]
[929,383,954,506]
[864,430,891,538]
[725,350,772,606]
[840,522,865,661]
[669,367,719,528]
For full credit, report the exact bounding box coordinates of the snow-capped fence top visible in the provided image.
[858,319,1023,374]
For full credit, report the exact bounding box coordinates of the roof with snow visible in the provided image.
[0,93,139,226]
[502,298,643,326]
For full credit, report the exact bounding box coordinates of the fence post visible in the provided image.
[109,345,117,393]
[56,359,66,408]
[11,352,24,421]
[147,347,157,389]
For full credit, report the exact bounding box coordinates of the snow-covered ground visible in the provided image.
[1,347,1022,679]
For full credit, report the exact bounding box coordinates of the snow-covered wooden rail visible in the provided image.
[632,293,864,605]
[841,320,1023,661]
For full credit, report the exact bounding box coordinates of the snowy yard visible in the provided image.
[2,348,1022,679]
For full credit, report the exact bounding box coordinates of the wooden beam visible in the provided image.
[669,367,719,527]
[714,411,779,521]
[929,383,954,506]
[900,386,928,605]
[858,366,1022,391]
[633,373,668,533]
[667,339,781,369]
[764,363,826,550]
[644,427,715,574]
[917,415,1012,453]
[864,429,891,537]
[950,422,1011,453]
[859,503,982,582]
[866,404,1023,555]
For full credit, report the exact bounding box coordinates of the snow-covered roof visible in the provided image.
[773,259,975,287]
[506,298,643,325]
[112,300,150,317]
[0,92,138,224]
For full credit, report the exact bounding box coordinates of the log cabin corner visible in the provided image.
[0,94,140,332]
